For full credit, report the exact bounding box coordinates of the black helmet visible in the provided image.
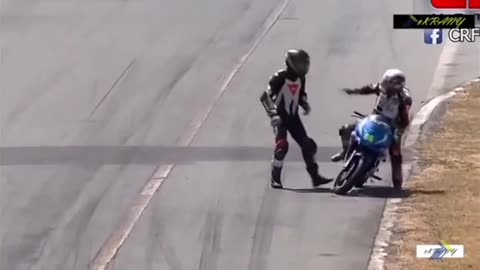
[285,49,310,76]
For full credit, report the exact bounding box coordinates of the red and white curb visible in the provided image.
[367,77,480,270]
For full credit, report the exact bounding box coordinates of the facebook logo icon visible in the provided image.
[424,29,443,45]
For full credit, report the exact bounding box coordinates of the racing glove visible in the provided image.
[342,88,355,95]
[270,114,282,127]
[301,102,311,115]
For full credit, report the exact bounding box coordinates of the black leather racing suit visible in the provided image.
[260,68,330,187]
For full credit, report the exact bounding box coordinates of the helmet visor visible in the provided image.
[293,60,310,76]
[382,76,405,94]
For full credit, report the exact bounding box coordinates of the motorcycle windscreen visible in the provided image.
[355,115,393,151]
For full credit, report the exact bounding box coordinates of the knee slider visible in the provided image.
[275,139,289,159]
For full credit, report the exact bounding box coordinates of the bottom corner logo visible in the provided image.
[416,240,464,260]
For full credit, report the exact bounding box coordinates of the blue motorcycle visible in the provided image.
[333,111,395,195]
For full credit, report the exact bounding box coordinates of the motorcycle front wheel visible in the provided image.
[355,176,369,188]
[333,155,368,195]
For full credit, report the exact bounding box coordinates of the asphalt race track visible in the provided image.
[1,0,478,269]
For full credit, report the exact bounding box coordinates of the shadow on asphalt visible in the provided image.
[280,187,332,193]
[0,145,340,165]
[0,145,418,165]
[345,185,446,198]
[275,185,446,198]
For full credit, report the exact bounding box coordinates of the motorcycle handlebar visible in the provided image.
[351,111,367,119]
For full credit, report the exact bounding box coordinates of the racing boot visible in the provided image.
[307,164,333,187]
[330,149,346,162]
[331,125,353,162]
[391,161,403,191]
[271,166,283,189]
[390,144,404,191]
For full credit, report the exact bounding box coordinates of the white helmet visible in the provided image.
[380,68,406,95]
